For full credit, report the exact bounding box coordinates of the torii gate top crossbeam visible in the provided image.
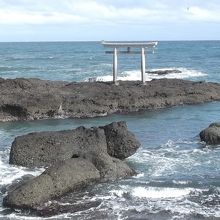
[102,41,158,48]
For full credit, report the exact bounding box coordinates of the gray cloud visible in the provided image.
[0,0,220,25]
[0,0,220,41]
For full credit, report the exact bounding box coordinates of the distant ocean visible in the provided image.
[1,41,220,219]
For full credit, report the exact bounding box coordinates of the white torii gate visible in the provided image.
[102,41,158,85]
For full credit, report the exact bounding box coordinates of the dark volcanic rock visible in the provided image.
[0,78,220,121]
[5,121,138,210]
[200,123,220,145]
[9,126,107,168]
[9,121,140,170]
[3,158,100,209]
[102,121,140,159]
[146,69,182,75]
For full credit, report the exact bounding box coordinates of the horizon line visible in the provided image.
[0,39,220,43]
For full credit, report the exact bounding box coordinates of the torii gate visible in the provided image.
[102,41,158,85]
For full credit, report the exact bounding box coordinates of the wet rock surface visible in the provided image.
[1,78,220,121]
[200,123,220,145]
[4,158,100,209]
[4,121,139,210]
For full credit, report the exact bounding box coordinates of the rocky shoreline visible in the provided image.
[2,76,220,217]
[1,77,220,122]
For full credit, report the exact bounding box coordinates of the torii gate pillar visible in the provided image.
[141,47,146,85]
[113,47,118,85]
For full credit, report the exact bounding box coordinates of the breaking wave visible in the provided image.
[0,150,43,187]
[91,67,206,82]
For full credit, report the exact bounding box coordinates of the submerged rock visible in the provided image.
[4,121,139,210]
[200,123,220,145]
[1,78,220,121]
[36,200,102,217]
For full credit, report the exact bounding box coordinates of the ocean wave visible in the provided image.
[129,137,220,182]
[172,180,192,185]
[132,186,192,199]
[109,185,192,199]
[105,186,220,218]
[132,173,145,179]
[5,56,56,61]
[0,66,18,72]
[0,150,43,186]
[0,66,36,72]
[90,67,206,82]
[0,212,71,220]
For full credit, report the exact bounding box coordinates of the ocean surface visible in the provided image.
[0,41,220,219]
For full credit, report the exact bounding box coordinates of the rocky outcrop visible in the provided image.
[9,121,140,169]
[9,126,107,168]
[200,123,220,145]
[4,121,139,210]
[146,69,182,75]
[4,158,100,209]
[102,121,140,159]
[1,78,220,121]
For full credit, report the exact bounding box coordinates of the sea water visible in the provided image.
[0,41,220,219]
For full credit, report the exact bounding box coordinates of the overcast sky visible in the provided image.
[0,0,220,41]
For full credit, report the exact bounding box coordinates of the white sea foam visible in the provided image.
[129,137,217,179]
[2,213,72,220]
[133,173,145,179]
[132,187,192,199]
[110,189,125,198]
[92,67,206,82]
[172,180,192,185]
[100,186,220,218]
[109,186,192,199]
[0,150,44,186]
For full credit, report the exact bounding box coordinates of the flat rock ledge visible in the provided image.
[200,123,220,145]
[1,78,220,121]
[3,121,140,211]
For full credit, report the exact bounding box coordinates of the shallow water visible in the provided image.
[0,41,220,219]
